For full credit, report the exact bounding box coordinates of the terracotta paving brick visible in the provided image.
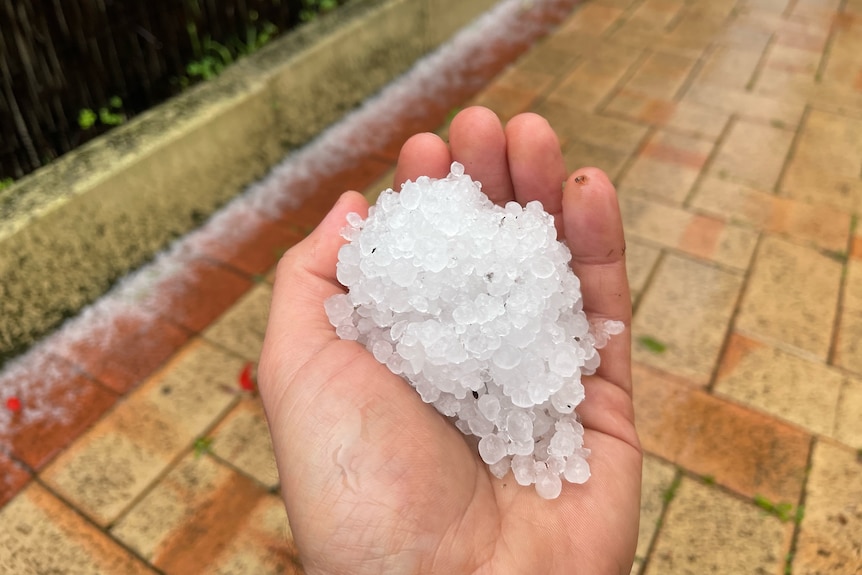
[682,83,806,128]
[536,99,650,156]
[781,108,862,213]
[834,310,862,375]
[620,196,757,270]
[631,254,744,384]
[708,118,796,191]
[835,378,862,449]
[690,175,852,253]
[143,258,254,334]
[644,477,793,575]
[53,310,192,394]
[40,339,243,526]
[562,139,631,181]
[635,455,677,562]
[0,483,155,574]
[714,333,845,436]
[210,397,279,489]
[623,52,699,100]
[0,450,30,509]
[625,239,661,302]
[604,89,730,140]
[189,210,306,277]
[1,352,118,470]
[111,453,297,574]
[633,362,811,503]
[203,283,272,363]
[691,45,763,91]
[793,440,862,574]
[545,43,641,113]
[736,235,842,360]
[618,130,712,203]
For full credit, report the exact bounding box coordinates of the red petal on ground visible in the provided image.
[6,397,21,412]
[238,363,256,392]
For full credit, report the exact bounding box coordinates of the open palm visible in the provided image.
[259,107,642,575]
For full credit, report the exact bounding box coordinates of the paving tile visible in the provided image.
[835,377,862,449]
[690,45,763,91]
[111,453,297,574]
[604,89,729,140]
[632,254,744,384]
[633,362,811,503]
[645,477,792,575]
[545,43,641,113]
[793,440,862,574]
[614,0,685,36]
[471,77,549,124]
[690,175,852,252]
[41,339,243,525]
[781,108,862,213]
[622,52,698,100]
[536,100,650,156]
[203,283,272,362]
[1,352,118,470]
[53,309,192,394]
[714,333,844,436]
[736,235,842,360]
[618,130,713,203]
[188,209,306,277]
[682,83,806,128]
[635,455,677,561]
[0,483,154,574]
[562,139,631,182]
[210,397,279,489]
[620,196,758,270]
[625,240,661,302]
[0,450,30,509]
[558,1,626,35]
[709,118,796,191]
[143,258,254,334]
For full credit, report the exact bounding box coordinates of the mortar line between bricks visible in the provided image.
[743,33,777,93]
[671,40,719,102]
[626,232,750,276]
[681,113,736,208]
[31,475,167,575]
[783,435,817,574]
[205,450,281,495]
[812,0,846,84]
[825,215,855,366]
[783,0,800,19]
[772,104,811,196]
[662,0,689,34]
[636,466,682,575]
[594,50,652,115]
[705,230,763,394]
[630,250,666,318]
[600,0,649,40]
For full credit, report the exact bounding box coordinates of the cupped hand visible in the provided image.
[258,106,642,575]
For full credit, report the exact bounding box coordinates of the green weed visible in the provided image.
[637,335,668,354]
[753,494,797,522]
[193,436,214,457]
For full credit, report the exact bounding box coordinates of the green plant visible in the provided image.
[0,178,14,191]
[193,436,214,457]
[78,97,126,130]
[300,0,339,22]
[662,473,682,504]
[637,335,668,354]
[753,494,798,522]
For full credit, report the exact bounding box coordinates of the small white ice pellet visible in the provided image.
[325,162,623,499]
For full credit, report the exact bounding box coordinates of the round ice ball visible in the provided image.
[325,162,623,499]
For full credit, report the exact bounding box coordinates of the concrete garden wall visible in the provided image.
[0,0,498,364]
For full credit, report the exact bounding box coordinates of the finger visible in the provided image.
[449,106,515,205]
[394,132,451,189]
[504,113,568,239]
[261,191,369,392]
[562,168,632,394]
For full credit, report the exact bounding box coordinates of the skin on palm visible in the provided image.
[259,107,642,575]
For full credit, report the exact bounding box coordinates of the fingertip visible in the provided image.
[562,167,626,264]
[395,133,451,188]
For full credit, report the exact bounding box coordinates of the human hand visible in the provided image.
[258,106,641,575]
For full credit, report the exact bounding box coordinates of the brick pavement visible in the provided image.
[2,0,862,573]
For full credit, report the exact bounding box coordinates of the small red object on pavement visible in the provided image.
[6,397,21,412]
[239,362,256,392]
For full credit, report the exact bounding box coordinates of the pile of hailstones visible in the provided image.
[325,162,623,500]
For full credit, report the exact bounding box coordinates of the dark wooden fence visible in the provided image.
[0,0,331,182]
